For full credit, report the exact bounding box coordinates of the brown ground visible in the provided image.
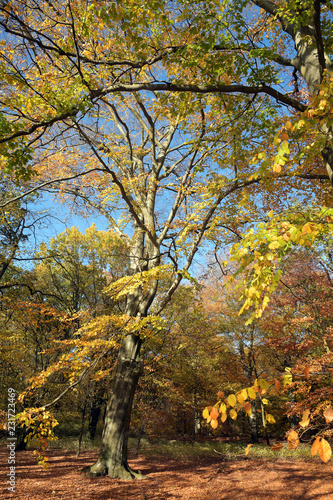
[1,446,333,500]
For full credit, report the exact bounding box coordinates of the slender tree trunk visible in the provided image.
[249,399,259,444]
[88,386,105,441]
[77,395,88,457]
[82,334,144,479]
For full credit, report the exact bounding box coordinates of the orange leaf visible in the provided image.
[311,436,321,457]
[319,439,332,463]
[237,393,245,405]
[210,407,219,420]
[241,388,248,400]
[304,365,310,380]
[275,379,281,391]
[217,391,225,399]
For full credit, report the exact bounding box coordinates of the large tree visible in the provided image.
[0,0,332,479]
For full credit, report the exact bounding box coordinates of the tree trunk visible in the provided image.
[77,395,88,457]
[82,334,144,480]
[88,386,105,441]
[249,400,259,444]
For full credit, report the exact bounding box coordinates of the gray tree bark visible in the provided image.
[253,0,333,184]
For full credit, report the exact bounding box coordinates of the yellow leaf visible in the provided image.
[299,409,311,428]
[221,412,227,423]
[258,379,270,391]
[248,387,256,400]
[262,398,269,405]
[319,438,332,463]
[220,403,227,413]
[266,413,276,424]
[202,408,209,420]
[230,409,237,420]
[211,419,218,430]
[245,444,253,456]
[227,394,237,407]
[285,120,293,130]
[268,240,280,250]
[241,388,248,400]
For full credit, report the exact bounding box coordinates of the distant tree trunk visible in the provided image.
[77,395,88,457]
[249,399,259,444]
[88,386,105,441]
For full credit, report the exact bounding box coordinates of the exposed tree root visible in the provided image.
[81,462,146,480]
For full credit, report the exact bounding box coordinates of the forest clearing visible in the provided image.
[1,439,333,500]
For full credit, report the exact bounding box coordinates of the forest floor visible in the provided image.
[1,444,333,500]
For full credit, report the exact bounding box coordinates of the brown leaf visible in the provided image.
[272,442,284,451]
[243,401,251,414]
[323,408,333,424]
[287,430,299,450]
[217,391,225,399]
